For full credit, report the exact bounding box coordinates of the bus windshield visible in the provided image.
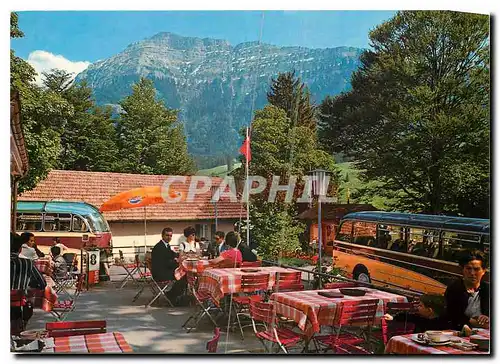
[87,212,110,232]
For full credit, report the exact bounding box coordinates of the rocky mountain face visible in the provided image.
[76,32,364,169]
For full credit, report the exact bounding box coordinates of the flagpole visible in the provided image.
[245,127,250,248]
[144,206,147,274]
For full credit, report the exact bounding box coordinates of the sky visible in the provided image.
[10,11,396,83]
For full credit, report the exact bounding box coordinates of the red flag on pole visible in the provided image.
[239,133,251,162]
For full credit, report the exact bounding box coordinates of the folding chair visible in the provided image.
[51,273,86,321]
[46,320,106,337]
[116,251,140,289]
[182,274,220,332]
[51,259,78,299]
[313,299,379,353]
[206,327,221,353]
[131,255,153,301]
[249,301,303,354]
[231,273,270,340]
[134,258,174,308]
[273,271,303,293]
[62,253,79,274]
[271,272,305,327]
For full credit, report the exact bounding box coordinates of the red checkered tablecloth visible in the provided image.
[385,329,490,354]
[34,258,54,276]
[43,332,133,353]
[270,288,408,338]
[198,266,294,304]
[174,259,212,280]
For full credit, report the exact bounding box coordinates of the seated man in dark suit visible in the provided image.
[151,227,178,282]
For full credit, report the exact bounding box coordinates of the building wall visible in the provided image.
[310,221,340,243]
[109,219,236,260]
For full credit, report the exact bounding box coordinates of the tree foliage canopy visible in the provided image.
[12,13,195,193]
[115,77,195,175]
[236,71,339,258]
[267,70,317,131]
[318,11,490,217]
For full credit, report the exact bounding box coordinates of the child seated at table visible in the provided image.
[50,246,69,278]
[383,294,449,333]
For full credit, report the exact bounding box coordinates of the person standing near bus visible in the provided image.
[52,237,69,253]
[444,250,489,330]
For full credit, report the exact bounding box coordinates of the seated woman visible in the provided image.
[444,250,489,330]
[384,294,448,333]
[19,232,43,260]
[209,231,242,267]
[179,226,202,258]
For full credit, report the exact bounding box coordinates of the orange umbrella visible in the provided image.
[99,186,182,212]
[99,186,183,255]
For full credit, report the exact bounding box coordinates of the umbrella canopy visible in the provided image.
[99,186,182,212]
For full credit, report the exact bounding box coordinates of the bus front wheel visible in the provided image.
[353,265,371,284]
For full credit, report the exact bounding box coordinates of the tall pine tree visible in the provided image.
[267,71,316,131]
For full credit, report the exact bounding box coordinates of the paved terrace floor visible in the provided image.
[26,265,297,354]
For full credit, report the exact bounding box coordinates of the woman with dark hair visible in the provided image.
[19,232,44,259]
[444,250,489,330]
[179,226,201,257]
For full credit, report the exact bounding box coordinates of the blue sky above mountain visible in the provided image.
[11,10,396,82]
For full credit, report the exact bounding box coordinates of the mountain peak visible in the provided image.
[145,32,231,49]
[76,33,363,167]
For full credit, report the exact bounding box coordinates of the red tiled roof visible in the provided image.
[19,170,245,222]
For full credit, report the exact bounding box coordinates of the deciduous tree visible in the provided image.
[318,11,490,217]
[115,77,195,175]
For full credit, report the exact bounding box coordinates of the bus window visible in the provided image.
[336,221,353,243]
[407,228,440,257]
[377,224,403,250]
[352,221,377,246]
[44,213,72,232]
[72,215,89,232]
[16,213,43,231]
[441,231,481,263]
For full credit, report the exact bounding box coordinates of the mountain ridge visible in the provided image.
[75,32,364,168]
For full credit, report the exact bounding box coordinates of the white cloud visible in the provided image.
[27,50,91,86]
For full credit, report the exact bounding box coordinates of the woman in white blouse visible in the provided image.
[19,232,44,260]
[179,226,201,257]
